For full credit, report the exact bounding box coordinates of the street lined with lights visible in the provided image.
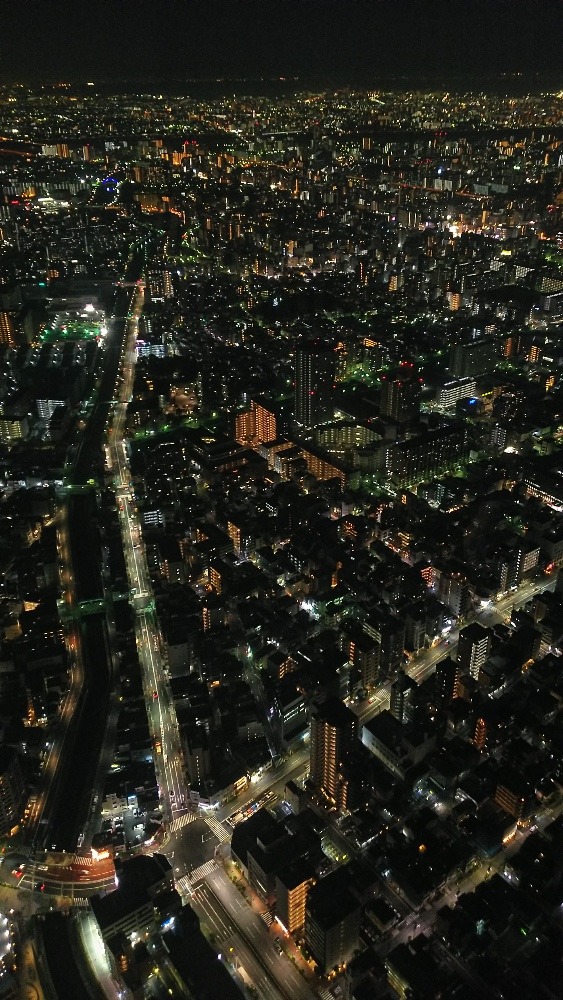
[111,287,189,824]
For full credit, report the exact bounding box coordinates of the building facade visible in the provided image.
[294,339,335,429]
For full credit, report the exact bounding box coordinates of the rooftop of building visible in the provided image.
[306,867,360,929]
[163,906,246,1000]
[91,853,172,931]
[312,696,356,729]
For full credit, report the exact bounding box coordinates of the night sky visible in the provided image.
[0,0,561,86]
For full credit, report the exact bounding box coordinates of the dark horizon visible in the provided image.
[0,0,561,87]
[5,72,563,101]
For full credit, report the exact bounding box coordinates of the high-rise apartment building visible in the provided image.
[183,729,211,787]
[304,870,361,974]
[435,377,477,409]
[434,656,460,705]
[457,622,492,681]
[235,398,278,446]
[514,540,540,582]
[379,362,421,423]
[0,746,26,837]
[340,625,380,689]
[309,698,357,808]
[363,613,405,678]
[390,671,417,724]
[0,310,15,346]
[383,425,469,488]
[146,267,173,301]
[0,415,28,442]
[275,862,316,933]
[435,565,473,618]
[294,339,335,429]
[448,337,498,378]
[41,143,70,158]
[494,769,534,820]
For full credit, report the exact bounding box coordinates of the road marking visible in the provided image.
[176,874,192,894]
[176,859,218,890]
[168,812,198,833]
[190,859,218,883]
[205,815,231,844]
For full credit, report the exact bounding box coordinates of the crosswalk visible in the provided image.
[176,859,218,893]
[260,909,274,927]
[168,812,198,833]
[188,859,218,884]
[175,875,192,895]
[318,988,333,1000]
[34,853,98,868]
[204,815,231,844]
[166,808,230,843]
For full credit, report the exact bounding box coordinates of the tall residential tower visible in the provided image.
[309,698,357,809]
[294,339,335,429]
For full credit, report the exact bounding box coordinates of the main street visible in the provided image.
[189,866,318,1000]
[110,287,189,823]
[3,851,116,899]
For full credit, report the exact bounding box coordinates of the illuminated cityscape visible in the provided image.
[0,1,563,997]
